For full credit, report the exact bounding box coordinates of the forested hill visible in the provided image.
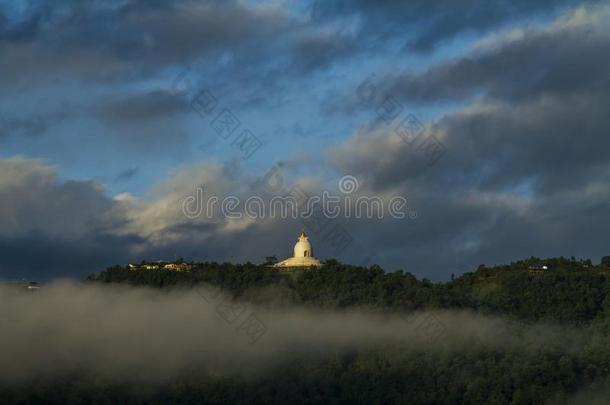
[88,256,610,324]
[4,257,609,404]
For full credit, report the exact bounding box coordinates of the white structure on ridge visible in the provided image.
[274,230,322,268]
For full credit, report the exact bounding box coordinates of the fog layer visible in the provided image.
[0,282,589,385]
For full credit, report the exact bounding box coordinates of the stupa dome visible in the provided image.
[294,230,313,258]
[273,230,322,269]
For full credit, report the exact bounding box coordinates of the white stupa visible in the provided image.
[274,230,322,268]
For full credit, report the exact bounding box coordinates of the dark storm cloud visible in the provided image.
[0,158,305,279]
[388,21,610,104]
[0,158,144,280]
[334,92,610,196]
[311,0,585,51]
[290,32,358,73]
[0,158,119,238]
[0,0,290,85]
[0,0,360,153]
[0,233,144,281]
[437,95,610,194]
[334,6,610,194]
[328,5,610,278]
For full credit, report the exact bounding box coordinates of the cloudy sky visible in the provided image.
[1,0,609,281]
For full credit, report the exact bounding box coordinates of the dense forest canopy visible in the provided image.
[88,256,610,324]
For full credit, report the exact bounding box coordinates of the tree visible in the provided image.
[264,256,278,265]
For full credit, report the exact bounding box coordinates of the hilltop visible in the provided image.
[88,256,610,324]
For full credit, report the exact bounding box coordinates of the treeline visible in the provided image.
[87,256,610,324]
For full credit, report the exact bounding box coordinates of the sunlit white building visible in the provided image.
[274,230,322,268]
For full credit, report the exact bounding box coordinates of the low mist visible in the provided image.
[0,282,591,386]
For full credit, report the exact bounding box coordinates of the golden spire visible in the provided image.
[299,229,307,238]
